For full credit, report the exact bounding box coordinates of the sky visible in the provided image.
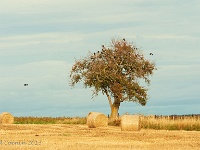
[0,0,200,117]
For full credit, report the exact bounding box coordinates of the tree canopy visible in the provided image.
[70,38,156,119]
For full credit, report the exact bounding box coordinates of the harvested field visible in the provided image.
[0,124,199,150]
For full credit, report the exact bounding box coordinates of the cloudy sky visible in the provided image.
[0,0,200,117]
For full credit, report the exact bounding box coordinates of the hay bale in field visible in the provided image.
[0,112,14,124]
[121,115,141,131]
[87,112,108,128]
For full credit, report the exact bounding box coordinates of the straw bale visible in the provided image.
[0,112,14,124]
[87,112,108,128]
[121,115,141,131]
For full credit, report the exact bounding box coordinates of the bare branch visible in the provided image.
[104,89,113,107]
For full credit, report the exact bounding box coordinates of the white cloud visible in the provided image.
[0,32,84,48]
[142,34,199,40]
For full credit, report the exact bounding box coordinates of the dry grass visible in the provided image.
[14,115,200,131]
[108,114,200,131]
[56,117,86,124]
[141,115,200,131]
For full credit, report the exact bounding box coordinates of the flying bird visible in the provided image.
[24,84,28,86]
[123,38,125,41]
[150,53,153,55]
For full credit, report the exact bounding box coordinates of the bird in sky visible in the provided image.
[24,84,28,86]
[150,53,153,55]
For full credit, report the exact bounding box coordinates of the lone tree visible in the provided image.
[69,38,156,119]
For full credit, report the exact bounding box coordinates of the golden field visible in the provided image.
[0,115,199,150]
[0,124,200,150]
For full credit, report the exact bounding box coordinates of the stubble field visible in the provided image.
[0,124,199,150]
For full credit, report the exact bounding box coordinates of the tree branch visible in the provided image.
[104,89,113,108]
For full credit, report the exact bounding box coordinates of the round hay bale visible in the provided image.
[0,112,14,124]
[121,114,141,131]
[87,112,108,128]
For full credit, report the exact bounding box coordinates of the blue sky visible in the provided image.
[0,0,200,117]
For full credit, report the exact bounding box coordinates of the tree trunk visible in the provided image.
[104,89,120,120]
[110,102,120,120]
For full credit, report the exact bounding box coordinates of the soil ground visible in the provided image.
[0,124,199,150]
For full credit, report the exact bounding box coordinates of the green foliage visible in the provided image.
[14,117,86,124]
[14,117,56,124]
